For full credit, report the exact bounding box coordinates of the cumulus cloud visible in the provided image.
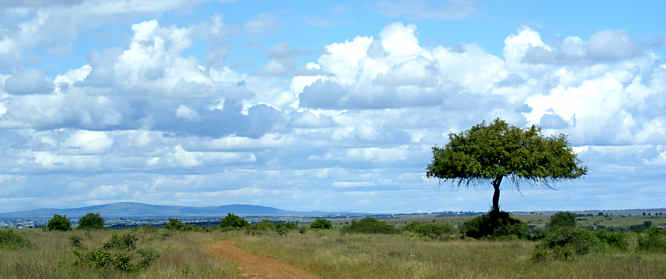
[65,130,114,153]
[524,29,639,65]
[4,69,53,94]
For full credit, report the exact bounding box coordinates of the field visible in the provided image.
[1,214,665,279]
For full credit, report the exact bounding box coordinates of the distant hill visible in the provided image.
[0,202,290,218]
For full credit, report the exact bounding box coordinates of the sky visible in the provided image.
[0,0,665,213]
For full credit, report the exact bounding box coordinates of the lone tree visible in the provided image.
[78,212,104,230]
[426,118,587,213]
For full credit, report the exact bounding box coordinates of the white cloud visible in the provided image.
[65,130,113,153]
[4,69,54,95]
[244,13,277,34]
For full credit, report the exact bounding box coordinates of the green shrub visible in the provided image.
[533,227,601,261]
[103,233,138,250]
[0,229,31,249]
[461,211,528,239]
[165,218,185,231]
[547,212,576,229]
[47,214,72,231]
[220,213,249,229]
[404,222,456,240]
[70,235,84,248]
[246,219,275,232]
[341,217,396,234]
[275,222,298,236]
[637,226,666,252]
[78,213,104,230]
[594,230,628,250]
[310,218,333,229]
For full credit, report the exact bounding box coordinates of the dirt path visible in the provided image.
[205,240,322,279]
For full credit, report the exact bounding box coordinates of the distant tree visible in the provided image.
[219,213,249,229]
[310,218,333,230]
[165,218,185,230]
[47,214,72,231]
[78,213,104,230]
[547,212,576,229]
[426,118,587,214]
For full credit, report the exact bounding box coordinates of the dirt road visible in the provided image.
[205,240,322,279]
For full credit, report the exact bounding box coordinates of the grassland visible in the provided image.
[1,214,665,279]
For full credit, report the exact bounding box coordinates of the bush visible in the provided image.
[533,227,601,261]
[0,229,31,249]
[461,211,528,239]
[275,222,298,236]
[547,212,576,229]
[341,217,395,234]
[165,218,185,231]
[247,219,274,232]
[47,214,72,231]
[637,227,666,252]
[70,235,84,248]
[220,213,249,229]
[103,233,138,250]
[78,213,104,230]
[404,222,456,240]
[594,230,628,250]
[310,218,333,230]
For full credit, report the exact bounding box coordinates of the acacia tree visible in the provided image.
[426,118,587,213]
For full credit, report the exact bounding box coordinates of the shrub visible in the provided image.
[404,222,456,240]
[594,230,628,250]
[547,212,576,229]
[275,222,298,236]
[47,214,72,231]
[103,233,138,250]
[341,217,396,234]
[461,211,528,239]
[533,227,601,261]
[310,218,333,230]
[165,218,185,231]
[247,219,275,232]
[78,213,104,230]
[0,229,31,249]
[70,235,84,248]
[637,226,666,252]
[220,213,249,229]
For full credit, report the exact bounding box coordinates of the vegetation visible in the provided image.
[78,213,105,230]
[426,119,587,213]
[533,227,601,261]
[547,212,576,229]
[310,218,333,229]
[220,213,249,229]
[0,230,31,249]
[461,211,528,239]
[403,221,456,240]
[47,214,72,231]
[341,217,396,234]
[638,227,666,252]
[165,218,186,231]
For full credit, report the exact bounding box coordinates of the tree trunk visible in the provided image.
[491,176,503,213]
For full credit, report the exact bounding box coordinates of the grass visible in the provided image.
[231,230,666,279]
[0,229,239,279]
[1,214,665,279]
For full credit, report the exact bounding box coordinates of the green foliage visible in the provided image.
[341,217,396,234]
[461,211,528,239]
[310,218,333,229]
[547,212,576,229]
[78,213,104,230]
[247,219,275,232]
[275,222,298,236]
[103,233,137,250]
[533,227,601,261]
[426,118,587,212]
[0,229,31,249]
[73,233,159,272]
[594,230,628,250]
[403,222,456,240]
[70,235,84,248]
[637,227,666,252]
[165,218,185,230]
[220,213,249,229]
[47,214,72,231]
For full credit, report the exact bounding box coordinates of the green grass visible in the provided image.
[231,230,666,279]
[0,229,239,279]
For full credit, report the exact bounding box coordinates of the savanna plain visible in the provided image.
[1,214,665,279]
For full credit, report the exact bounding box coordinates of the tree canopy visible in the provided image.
[78,212,104,230]
[426,118,587,213]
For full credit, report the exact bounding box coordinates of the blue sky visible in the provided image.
[1,0,665,213]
